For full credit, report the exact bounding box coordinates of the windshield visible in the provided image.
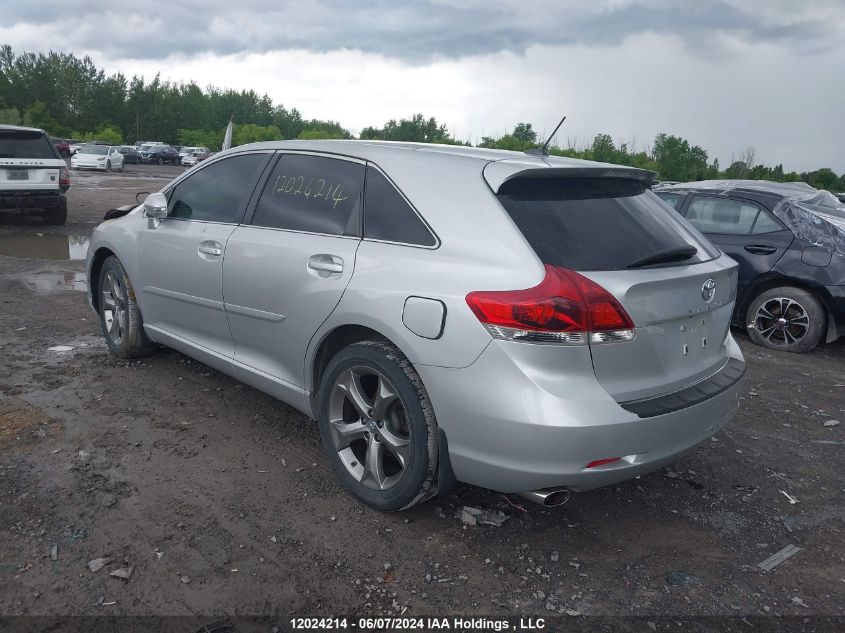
[80,145,109,155]
[0,130,58,159]
[497,177,719,271]
[138,145,153,152]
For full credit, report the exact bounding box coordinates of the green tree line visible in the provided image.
[1,45,841,190]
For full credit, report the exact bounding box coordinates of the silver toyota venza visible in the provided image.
[86,141,746,510]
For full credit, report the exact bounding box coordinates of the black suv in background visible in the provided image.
[655,180,845,353]
[138,144,180,165]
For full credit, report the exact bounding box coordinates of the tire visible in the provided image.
[317,340,438,511]
[97,256,155,358]
[105,161,111,172]
[745,286,826,353]
[157,157,163,166]
[42,201,67,225]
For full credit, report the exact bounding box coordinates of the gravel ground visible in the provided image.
[1,165,843,625]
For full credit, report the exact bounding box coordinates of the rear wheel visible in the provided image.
[317,340,438,511]
[746,286,826,353]
[98,256,154,358]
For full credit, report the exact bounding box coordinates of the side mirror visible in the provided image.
[143,192,168,221]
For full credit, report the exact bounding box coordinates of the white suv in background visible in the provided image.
[0,124,70,225]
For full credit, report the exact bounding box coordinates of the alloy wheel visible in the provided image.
[101,270,128,346]
[754,297,810,347]
[327,366,411,490]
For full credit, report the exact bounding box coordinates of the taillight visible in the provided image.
[465,265,635,345]
[59,166,70,189]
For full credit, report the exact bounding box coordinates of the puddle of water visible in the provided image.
[23,271,88,293]
[0,233,90,260]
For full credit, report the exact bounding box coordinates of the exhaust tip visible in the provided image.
[518,487,572,507]
[543,489,572,507]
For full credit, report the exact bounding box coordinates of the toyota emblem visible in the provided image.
[701,278,716,303]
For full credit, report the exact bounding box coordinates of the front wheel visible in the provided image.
[98,256,155,358]
[746,286,826,353]
[317,340,439,511]
[156,157,163,165]
[105,161,112,172]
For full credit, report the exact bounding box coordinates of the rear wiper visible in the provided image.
[626,245,697,269]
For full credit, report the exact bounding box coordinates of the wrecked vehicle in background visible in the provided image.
[655,180,845,352]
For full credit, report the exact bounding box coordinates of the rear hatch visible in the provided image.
[492,170,737,403]
[0,128,65,193]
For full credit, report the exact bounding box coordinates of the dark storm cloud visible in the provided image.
[3,0,841,61]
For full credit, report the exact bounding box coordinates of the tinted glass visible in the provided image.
[655,192,683,209]
[168,153,265,223]
[252,154,364,236]
[751,211,783,234]
[364,167,436,246]
[686,196,759,235]
[0,130,57,158]
[497,177,718,271]
[80,145,109,155]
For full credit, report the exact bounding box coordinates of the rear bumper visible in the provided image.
[0,193,65,212]
[417,336,745,494]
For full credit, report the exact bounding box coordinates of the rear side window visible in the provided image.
[251,154,364,236]
[655,192,683,210]
[0,129,57,159]
[364,166,436,246]
[686,196,762,235]
[497,177,718,271]
[751,211,783,234]
[168,153,266,223]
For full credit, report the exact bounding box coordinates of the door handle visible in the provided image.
[744,245,777,255]
[198,241,223,257]
[307,254,344,274]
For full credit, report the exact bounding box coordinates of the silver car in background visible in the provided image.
[86,141,745,510]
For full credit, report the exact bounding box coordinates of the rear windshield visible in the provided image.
[0,129,58,159]
[497,177,719,271]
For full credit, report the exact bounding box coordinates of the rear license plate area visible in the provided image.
[680,312,715,356]
[6,169,28,180]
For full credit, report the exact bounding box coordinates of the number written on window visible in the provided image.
[252,154,364,236]
[270,174,350,209]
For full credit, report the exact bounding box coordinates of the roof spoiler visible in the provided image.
[483,161,656,193]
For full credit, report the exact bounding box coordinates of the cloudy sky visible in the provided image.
[3,0,843,172]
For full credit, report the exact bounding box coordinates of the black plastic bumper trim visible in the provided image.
[619,357,746,418]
